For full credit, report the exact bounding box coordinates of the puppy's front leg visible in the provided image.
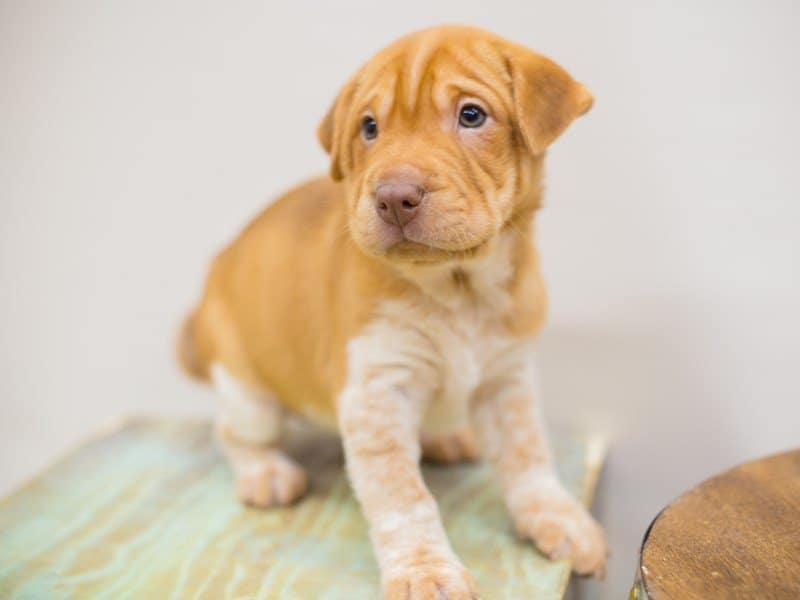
[339,377,477,599]
[472,368,608,577]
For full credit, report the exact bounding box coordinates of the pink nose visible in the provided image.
[375,182,425,227]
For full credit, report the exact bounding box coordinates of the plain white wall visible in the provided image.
[2,1,798,597]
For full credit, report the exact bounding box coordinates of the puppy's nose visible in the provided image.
[375,182,425,228]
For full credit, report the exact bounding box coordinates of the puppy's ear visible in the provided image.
[317,77,357,182]
[505,45,593,155]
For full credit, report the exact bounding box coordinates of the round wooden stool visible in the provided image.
[631,449,800,599]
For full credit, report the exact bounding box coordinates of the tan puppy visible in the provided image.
[179,25,607,598]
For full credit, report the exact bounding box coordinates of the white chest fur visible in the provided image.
[342,234,535,435]
[418,301,522,433]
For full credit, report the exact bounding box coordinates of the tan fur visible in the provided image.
[181,25,606,598]
[176,313,208,381]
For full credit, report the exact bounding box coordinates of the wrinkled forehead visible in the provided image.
[352,35,514,123]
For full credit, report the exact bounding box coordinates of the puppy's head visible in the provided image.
[318,26,592,264]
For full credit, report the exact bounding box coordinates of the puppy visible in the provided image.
[179,25,607,598]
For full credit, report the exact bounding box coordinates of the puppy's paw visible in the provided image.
[512,475,608,577]
[421,428,479,464]
[234,452,308,508]
[383,558,477,599]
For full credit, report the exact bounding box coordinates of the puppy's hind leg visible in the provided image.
[211,364,307,508]
[421,427,479,464]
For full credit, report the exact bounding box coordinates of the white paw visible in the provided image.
[512,475,608,577]
[382,555,477,599]
[234,453,307,508]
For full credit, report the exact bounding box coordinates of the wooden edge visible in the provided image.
[633,502,665,599]
[556,434,608,592]
[629,517,658,600]
[582,435,607,503]
[629,574,649,600]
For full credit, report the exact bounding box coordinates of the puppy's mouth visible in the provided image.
[384,237,490,264]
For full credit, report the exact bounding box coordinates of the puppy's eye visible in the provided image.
[361,116,378,140]
[458,104,487,128]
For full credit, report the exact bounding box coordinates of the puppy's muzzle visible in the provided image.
[375,180,426,228]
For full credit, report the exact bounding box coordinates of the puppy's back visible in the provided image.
[179,177,365,422]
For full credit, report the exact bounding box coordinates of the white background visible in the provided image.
[2,1,798,596]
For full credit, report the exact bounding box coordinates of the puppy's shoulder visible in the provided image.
[504,236,547,338]
[247,176,343,234]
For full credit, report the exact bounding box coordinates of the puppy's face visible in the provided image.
[318,26,592,264]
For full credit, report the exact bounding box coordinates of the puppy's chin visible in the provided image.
[385,239,490,264]
[352,222,492,265]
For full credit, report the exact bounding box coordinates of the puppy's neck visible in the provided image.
[393,221,535,314]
